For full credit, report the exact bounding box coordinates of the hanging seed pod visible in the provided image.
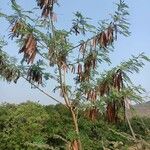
[96,25,115,48]
[86,90,91,100]
[98,80,109,96]
[27,65,42,85]
[98,31,108,48]
[19,34,37,64]
[42,4,50,17]
[84,104,99,121]
[106,26,114,45]
[86,89,97,102]
[78,73,83,82]
[112,69,123,91]
[81,51,97,82]
[36,0,58,18]
[9,21,26,39]
[77,63,82,74]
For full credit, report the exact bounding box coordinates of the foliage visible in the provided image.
[0,102,150,150]
[0,102,49,150]
[0,48,20,83]
[117,117,150,141]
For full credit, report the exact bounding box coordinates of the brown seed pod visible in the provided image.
[77,63,82,74]
[10,21,26,39]
[98,31,108,48]
[36,0,57,18]
[80,52,97,82]
[106,26,114,45]
[112,69,123,91]
[27,66,43,85]
[96,25,115,48]
[19,34,37,64]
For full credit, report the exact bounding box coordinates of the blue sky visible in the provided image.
[0,0,150,104]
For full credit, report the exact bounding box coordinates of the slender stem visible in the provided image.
[49,14,82,150]
[22,75,65,106]
[58,66,82,150]
[58,66,70,107]
[125,110,136,139]
[124,101,136,139]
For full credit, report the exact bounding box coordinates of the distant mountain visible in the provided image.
[127,101,150,118]
[145,101,150,105]
[134,101,150,107]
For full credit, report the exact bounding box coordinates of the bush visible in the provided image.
[0,102,49,150]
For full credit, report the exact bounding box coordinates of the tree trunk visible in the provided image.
[70,107,82,150]
[58,67,82,150]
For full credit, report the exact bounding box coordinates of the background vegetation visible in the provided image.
[0,101,149,150]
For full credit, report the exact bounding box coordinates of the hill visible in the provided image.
[127,101,150,118]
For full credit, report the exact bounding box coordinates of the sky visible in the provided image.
[0,0,150,105]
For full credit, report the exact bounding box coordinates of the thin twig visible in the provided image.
[21,76,66,106]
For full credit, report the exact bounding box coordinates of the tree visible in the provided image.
[0,0,149,149]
